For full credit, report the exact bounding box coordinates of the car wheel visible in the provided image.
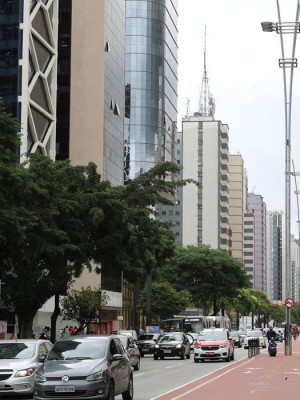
[180,350,185,360]
[225,352,230,362]
[194,358,199,363]
[154,355,158,360]
[133,357,140,371]
[122,375,133,400]
[160,356,164,360]
[106,380,115,400]
[230,351,234,361]
[186,351,191,359]
[140,353,144,358]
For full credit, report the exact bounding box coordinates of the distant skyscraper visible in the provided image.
[124,0,178,182]
[247,193,267,292]
[266,211,284,301]
[228,154,247,261]
[243,210,255,287]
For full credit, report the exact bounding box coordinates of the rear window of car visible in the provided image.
[138,334,154,340]
[160,333,183,341]
[48,339,107,360]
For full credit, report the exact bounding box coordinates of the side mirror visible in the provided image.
[111,353,123,361]
[38,354,47,363]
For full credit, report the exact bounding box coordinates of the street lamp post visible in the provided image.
[261,0,300,356]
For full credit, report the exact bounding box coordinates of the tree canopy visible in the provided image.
[160,245,250,315]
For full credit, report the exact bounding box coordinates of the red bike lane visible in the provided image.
[151,339,300,400]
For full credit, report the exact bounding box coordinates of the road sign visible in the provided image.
[284,297,295,308]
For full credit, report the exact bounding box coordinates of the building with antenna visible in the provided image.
[179,29,230,251]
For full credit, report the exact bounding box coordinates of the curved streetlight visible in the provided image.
[261,0,300,356]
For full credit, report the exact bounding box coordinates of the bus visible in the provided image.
[159,315,231,334]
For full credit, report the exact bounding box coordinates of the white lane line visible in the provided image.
[150,358,255,400]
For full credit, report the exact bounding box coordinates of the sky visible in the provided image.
[177,0,300,237]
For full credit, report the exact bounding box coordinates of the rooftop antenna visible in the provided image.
[185,97,190,117]
[199,27,215,118]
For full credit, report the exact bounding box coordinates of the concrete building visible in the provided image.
[247,193,267,292]
[228,154,247,261]
[243,210,255,287]
[291,234,300,302]
[266,211,284,301]
[124,0,178,182]
[0,0,127,336]
[181,114,230,251]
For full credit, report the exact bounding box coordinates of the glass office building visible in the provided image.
[124,0,178,182]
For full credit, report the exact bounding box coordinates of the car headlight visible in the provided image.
[35,373,46,383]
[15,368,36,378]
[86,371,104,381]
[176,344,183,349]
[154,344,160,349]
[219,343,229,348]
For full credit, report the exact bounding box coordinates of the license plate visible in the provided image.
[143,349,149,352]
[164,350,172,353]
[206,352,214,355]
[55,386,75,393]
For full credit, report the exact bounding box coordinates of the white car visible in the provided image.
[244,330,267,349]
[0,339,52,396]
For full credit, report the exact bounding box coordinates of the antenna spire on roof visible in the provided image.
[199,27,215,118]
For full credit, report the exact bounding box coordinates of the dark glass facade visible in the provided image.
[124,0,178,182]
[0,0,23,118]
[103,0,126,185]
[56,0,72,160]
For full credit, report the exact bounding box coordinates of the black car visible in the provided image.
[33,335,133,400]
[230,331,242,348]
[136,333,162,357]
[153,332,192,360]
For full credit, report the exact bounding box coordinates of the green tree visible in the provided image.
[137,281,192,322]
[60,286,109,332]
[161,245,250,315]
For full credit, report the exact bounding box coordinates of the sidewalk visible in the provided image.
[153,338,300,400]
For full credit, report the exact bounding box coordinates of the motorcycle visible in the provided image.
[268,337,277,357]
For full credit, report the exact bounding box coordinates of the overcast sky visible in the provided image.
[177,0,300,236]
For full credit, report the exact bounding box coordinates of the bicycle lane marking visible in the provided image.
[150,357,256,400]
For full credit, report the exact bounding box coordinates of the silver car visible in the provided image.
[0,338,52,396]
[33,335,133,400]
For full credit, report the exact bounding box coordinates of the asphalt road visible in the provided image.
[116,346,249,400]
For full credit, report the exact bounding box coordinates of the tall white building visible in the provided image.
[181,115,230,250]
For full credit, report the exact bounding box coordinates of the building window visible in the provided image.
[161,211,166,215]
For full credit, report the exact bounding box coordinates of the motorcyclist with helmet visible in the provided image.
[267,326,276,342]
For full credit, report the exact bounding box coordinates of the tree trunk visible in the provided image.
[17,311,36,338]
[50,293,60,343]
[146,272,152,327]
[213,296,218,315]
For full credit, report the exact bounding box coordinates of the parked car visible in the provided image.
[238,330,247,344]
[116,334,141,370]
[230,331,242,348]
[33,335,133,400]
[136,333,162,357]
[153,332,192,360]
[193,328,234,363]
[244,330,267,349]
[0,338,52,397]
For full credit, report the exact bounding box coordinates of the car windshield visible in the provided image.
[138,334,155,340]
[247,331,262,337]
[0,343,36,359]
[199,331,226,340]
[48,339,106,360]
[160,334,182,342]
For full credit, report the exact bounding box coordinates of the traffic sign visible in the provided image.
[284,297,295,308]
